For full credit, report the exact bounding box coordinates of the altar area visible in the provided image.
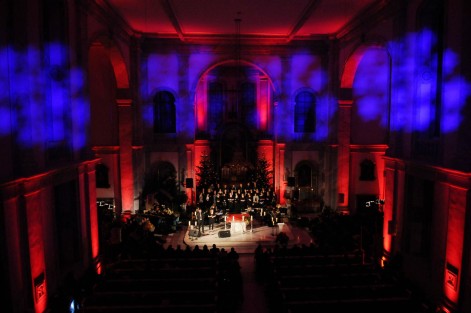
[178,215,313,253]
[226,213,251,235]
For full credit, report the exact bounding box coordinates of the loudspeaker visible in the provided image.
[189,229,200,237]
[186,178,193,188]
[288,177,295,187]
[218,230,231,238]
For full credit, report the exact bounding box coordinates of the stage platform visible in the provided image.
[163,219,314,254]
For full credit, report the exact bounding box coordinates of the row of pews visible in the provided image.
[263,252,426,313]
[80,255,234,313]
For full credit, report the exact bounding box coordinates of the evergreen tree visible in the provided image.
[250,154,272,190]
[195,153,219,192]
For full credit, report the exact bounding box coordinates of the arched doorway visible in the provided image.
[294,161,323,212]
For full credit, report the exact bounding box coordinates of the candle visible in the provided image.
[251,215,253,221]
[188,221,190,227]
[232,216,235,222]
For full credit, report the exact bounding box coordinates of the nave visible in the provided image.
[75,213,435,313]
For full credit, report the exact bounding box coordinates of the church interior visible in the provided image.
[1,0,471,312]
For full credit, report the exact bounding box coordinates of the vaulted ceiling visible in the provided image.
[102,0,385,43]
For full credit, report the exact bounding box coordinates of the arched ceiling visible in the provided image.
[101,0,386,44]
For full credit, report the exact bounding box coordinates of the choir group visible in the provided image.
[197,182,277,214]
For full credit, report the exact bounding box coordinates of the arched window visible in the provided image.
[359,159,375,181]
[153,91,176,133]
[294,91,316,133]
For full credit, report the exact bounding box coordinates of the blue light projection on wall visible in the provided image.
[285,54,334,141]
[353,48,390,127]
[3,29,469,154]
[441,48,470,133]
[142,31,470,145]
[0,47,10,135]
[387,29,469,133]
[1,43,89,150]
[47,42,68,142]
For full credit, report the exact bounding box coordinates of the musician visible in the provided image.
[245,190,252,208]
[198,191,205,206]
[239,192,247,212]
[234,192,240,213]
[227,190,235,213]
[196,207,205,235]
[205,191,212,210]
[208,206,216,230]
[215,192,222,208]
[259,190,266,207]
[252,190,260,208]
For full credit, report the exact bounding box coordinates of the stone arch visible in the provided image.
[88,37,130,145]
[89,36,129,89]
[341,42,390,89]
[194,59,277,135]
[197,59,278,93]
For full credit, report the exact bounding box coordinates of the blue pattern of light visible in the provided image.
[388,29,468,133]
[2,29,469,153]
[1,43,88,150]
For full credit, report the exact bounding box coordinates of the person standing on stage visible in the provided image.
[196,207,205,236]
[228,190,235,213]
[208,206,216,231]
[239,192,246,212]
[259,190,266,208]
[216,191,222,211]
[245,190,252,209]
[205,190,212,210]
[198,189,207,211]
[253,190,260,208]
[234,191,240,213]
